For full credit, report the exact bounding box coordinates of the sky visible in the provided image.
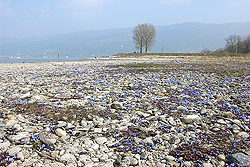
[0,0,250,39]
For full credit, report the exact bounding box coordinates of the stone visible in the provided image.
[182,115,201,123]
[20,92,32,99]
[66,123,75,129]
[60,153,76,163]
[0,140,11,149]
[21,149,30,159]
[238,131,249,139]
[94,128,102,133]
[177,106,187,111]
[46,138,57,144]
[5,119,18,126]
[218,154,226,161]
[57,121,67,127]
[8,132,29,142]
[99,154,108,162]
[168,160,179,166]
[17,152,24,161]
[140,152,147,160]
[165,155,175,161]
[79,154,89,162]
[96,137,107,145]
[137,111,150,118]
[130,157,138,166]
[168,117,176,126]
[121,156,130,166]
[183,161,192,167]
[218,160,225,167]
[7,115,16,119]
[114,155,122,167]
[51,151,59,157]
[169,136,180,144]
[80,119,88,127]
[92,158,99,162]
[245,151,250,156]
[111,102,123,109]
[91,144,99,150]
[83,139,93,147]
[55,128,67,137]
[202,162,213,167]
[224,112,233,118]
[226,153,250,167]
[8,146,21,155]
[16,114,27,123]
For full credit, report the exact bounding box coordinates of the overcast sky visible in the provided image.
[1,0,250,39]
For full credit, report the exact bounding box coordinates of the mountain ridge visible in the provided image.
[0,22,250,58]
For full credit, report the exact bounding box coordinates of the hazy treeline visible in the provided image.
[201,34,250,54]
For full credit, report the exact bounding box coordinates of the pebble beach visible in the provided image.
[0,55,250,167]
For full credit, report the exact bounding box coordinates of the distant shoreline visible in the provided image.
[1,53,249,64]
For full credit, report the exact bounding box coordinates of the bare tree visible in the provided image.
[239,35,250,53]
[133,23,156,53]
[200,48,211,53]
[225,34,241,53]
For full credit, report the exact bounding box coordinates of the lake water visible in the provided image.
[0,58,109,64]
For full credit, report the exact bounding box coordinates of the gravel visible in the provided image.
[0,56,249,167]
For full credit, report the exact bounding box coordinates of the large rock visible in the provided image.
[182,115,201,123]
[226,153,250,167]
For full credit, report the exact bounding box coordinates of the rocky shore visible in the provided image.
[0,56,250,167]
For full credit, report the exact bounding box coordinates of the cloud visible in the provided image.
[160,0,192,5]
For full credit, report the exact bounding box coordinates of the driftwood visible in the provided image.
[73,126,93,141]
[39,133,49,145]
[215,116,248,131]
[36,150,55,160]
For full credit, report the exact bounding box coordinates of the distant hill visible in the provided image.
[0,22,250,58]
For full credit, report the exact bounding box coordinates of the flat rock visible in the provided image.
[8,132,29,142]
[8,146,21,155]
